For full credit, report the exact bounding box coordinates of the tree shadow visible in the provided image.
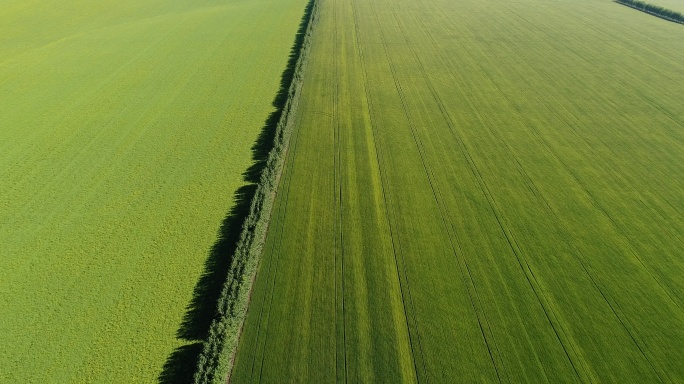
[158,0,315,381]
[158,343,204,384]
[176,183,256,342]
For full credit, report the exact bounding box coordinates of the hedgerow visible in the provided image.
[192,1,318,383]
[616,0,684,24]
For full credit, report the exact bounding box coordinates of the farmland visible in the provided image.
[231,0,684,382]
[0,0,307,382]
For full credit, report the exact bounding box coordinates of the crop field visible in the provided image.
[0,0,307,382]
[231,0,684,382]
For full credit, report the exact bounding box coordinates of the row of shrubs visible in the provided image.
[192,0,318,383]
[616,0,684,24]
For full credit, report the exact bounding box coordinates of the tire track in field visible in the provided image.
[331,0,348,380]
[494,114,668,383]
[385,4,563,382]
[417,6,592,382]
[371,3,509,382]
[349,0,422,382]
[406,0,589,381]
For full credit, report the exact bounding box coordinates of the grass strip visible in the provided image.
[192,0,319,382]
[615,0,684,24]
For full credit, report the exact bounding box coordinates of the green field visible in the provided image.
[232,0,684,382]
[0,0,307,381]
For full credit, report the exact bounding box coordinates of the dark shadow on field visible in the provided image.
[178,184,256,342]
[158,0,314,381]
[159,343,204,384]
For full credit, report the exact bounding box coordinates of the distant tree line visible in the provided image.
[192,0,318,383]
[615,0,684,24]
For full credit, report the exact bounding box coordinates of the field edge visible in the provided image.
[192,1,320,382]
[614,0,684,24]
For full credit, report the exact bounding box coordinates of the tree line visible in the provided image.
[192,0,319,383]
[616,0,684,24]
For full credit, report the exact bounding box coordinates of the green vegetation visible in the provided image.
[616,0,684,24]
[5,0,684,381]
[0,0,307,382]
[231,0,684,381]
[193,1,317,383]
[651,0,684,13]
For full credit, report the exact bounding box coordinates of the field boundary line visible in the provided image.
[248,66,306,383]
[383,6,511,382]
[192,0,321,382]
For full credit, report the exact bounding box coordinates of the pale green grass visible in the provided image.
[233,0,684,382]
[0,0,306,381]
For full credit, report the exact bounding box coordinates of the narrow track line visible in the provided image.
[331,0,348,381]
[385,6,515,383]
[457,133,587,383]
[370,3,505,382]
[415,4,592,379]
[349,0,422,381]
[574,249,666,383]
